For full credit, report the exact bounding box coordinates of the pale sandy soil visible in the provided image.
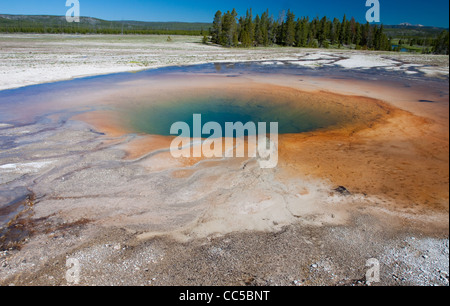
[0,35,448,286]
[0,34,448,91]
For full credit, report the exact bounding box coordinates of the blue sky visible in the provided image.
[0,0,448,27]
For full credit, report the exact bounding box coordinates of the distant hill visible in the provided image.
[383,24,448,39]
[0,14,212,35]
[0,14,447,39]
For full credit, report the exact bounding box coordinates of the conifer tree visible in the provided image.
[206,8,397,52]
[260,10,270,46]
[331,18,341,45]
[211,10,222,44]
[284,10,296,46]
[254,15,263,45]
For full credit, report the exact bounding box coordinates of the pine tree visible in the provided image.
[344,19,352,45]
[211,10,223,44]
[220,11,234,46]
[355,23,362,47]
[349,17,356,44]
[239,9,255,47]
[260,10,270,46]
[433,30,449,55]
[254,15,263,45]
[238,17,249,47]
[295,18,302,47]
[246,9,255,46]
[318,16,329,47]
[230,8,238,46]
[331,18,341,45]
[283,10,296,46]
[206,8,396,52]
[339,14,347,44]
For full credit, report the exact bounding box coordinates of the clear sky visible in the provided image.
[0,0,448,28]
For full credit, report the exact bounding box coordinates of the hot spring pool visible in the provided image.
[0,61,403,140]
[115,81,391,138]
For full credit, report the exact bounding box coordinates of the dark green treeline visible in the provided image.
[210,8,392,51]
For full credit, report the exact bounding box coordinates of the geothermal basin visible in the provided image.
[0,62,448,286]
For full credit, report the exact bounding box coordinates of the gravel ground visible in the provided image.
[0,214,448,286]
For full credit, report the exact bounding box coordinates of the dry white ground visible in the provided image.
[0,34,448,91]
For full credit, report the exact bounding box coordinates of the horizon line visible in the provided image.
[1,13,448,29]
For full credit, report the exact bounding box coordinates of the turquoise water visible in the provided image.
[125,95,342,137]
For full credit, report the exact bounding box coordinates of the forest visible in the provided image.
[0,12,448,54]
[0,15,208,36]
[208,9,449,54]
